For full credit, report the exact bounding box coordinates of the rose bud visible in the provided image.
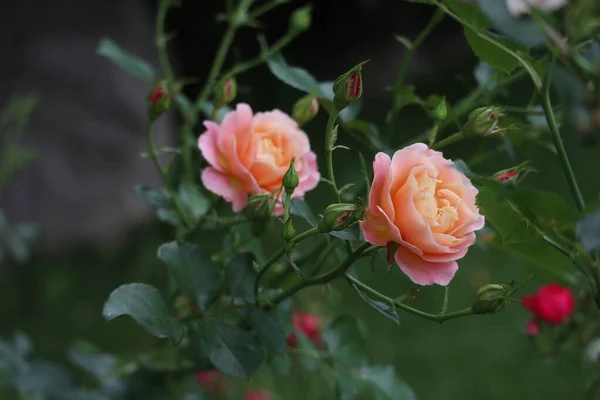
[282,157,299,195]
[494,169,517,182]
[472,284,508,314]
[292,95,319,126]
[195,370,227,394]
[245,194,275,221]
[521,283,575,325]
[282,218,296,242]
[525,320,540,337]
[213,76,237,108]
[289,5,312,34]
[286,310,322,347]
[333,61,368,110]
[462,106,503,137]
[428,97,448,122]
[317,203,360,233]
[243,389,274,400]
[148,81,171,120]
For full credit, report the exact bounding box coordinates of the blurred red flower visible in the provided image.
[521,283,575,325]
[286,310,322,347]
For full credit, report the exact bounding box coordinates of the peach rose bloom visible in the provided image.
[198,103,320,215]
[360,144,484,286]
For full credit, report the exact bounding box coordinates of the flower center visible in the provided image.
[412,166,459,233]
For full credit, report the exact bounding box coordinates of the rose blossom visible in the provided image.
[286,310,322,347]
[360,143,484,286]
[506,0,569,17]
[525,320,540,336]
[521,283,575,325]
[194,370,227,394]
[198,103,320,215]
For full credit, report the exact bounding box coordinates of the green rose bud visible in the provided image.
[317,203,359,233]
[289,5,312,34]
[283,158,299,194]
[472,284,507,315]
[148,81,172,120]
[462,106,503,138]
[245,194,274,221]
[429,97,447,122]
[292,95,319,125]
[332,61,368,110]
[282,218,296,242]
[213,76,237,108]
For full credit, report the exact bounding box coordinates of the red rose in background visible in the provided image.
[195,370,227,394]
[286,310,322,347]
[243,389,273,400]
[521,283,575,325]
[525,320,540,336]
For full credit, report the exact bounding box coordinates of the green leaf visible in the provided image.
[323,315,368,367]
[178,183,211,221]
[334,361,359,400]
[511,190,572,228]
[96,37,155,82]
[102,283,185,343]
[290,199,319,226]
[394,35,413,50]
[199,102,232,123]
[463,28,520,74]
[329,224,364,241]
[576,210,600,253]
[350,281,399,325]
[476,186,538,244]
[225,253,257,303]
[500,241,575,284]
[247,309,287,355]
[157,241,222,310]
[266,53,319,94]
[197,318,265,379]
[136,185,167,208]
[67,342,118,386]
[359,365,416,400]
[15,361,73,397]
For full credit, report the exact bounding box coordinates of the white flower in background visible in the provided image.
[506,0,569,17]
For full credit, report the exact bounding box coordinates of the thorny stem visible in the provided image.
[145,121,190,229]
[431,131,462,150]
[264,243,377,309]
[541,80,585,212]
[346,273,474,323]
[156,0,175,81]
[254,227,320,304]
[325,107,341,201]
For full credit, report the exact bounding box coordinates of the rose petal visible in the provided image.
[394,247,458,286]
[201,167,248,212]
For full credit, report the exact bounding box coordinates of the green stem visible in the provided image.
[254,226,320,304]
[265,242,375,309]
[225,33,296,77]
[194,0,254,113]
[541,81,585,212]
[156,0,174,80]
[346,273,474,323]
[181,125,194,183]
[145,121,190,229]
[325,106,341,201]
[431,131,462,150]
[440,285,449,316]
[248,0,286,20]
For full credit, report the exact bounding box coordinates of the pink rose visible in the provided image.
[521,283,575,325]
[360,143,484,286]
[286,310,322,348]
[198,103,320,215]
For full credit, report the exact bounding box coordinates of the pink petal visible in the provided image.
[198,121,225,172]
[368,153,394,219]
[201,167,248,212]
[394,247,458,286]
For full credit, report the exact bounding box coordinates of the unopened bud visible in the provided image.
[494,169,517,182]
[214,76,237,107]
[472,284,507,314]
[292,95,319,125]
[333,61,368,110]
[289,5,312,34]
[283,158,299,194]
[245,194,274,221]
[317,203,359,233]
[462,106,503,137]
[148,81,172,120]
[430,97,447,122]
[282,219,296,242]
